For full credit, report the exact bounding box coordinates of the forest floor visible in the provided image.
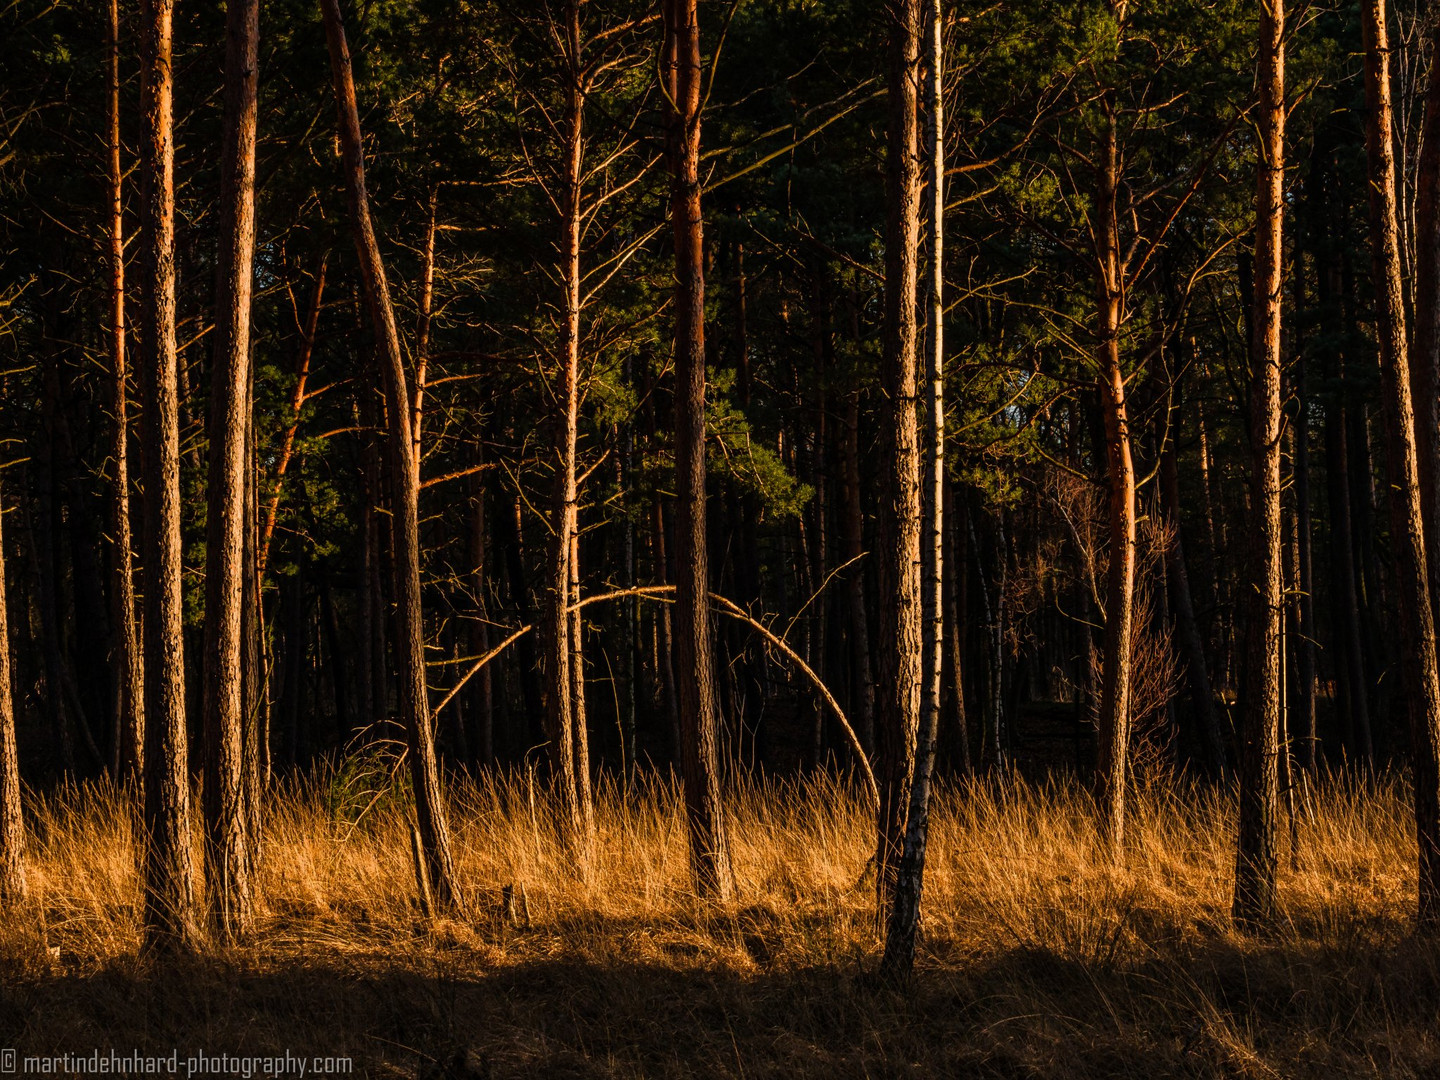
[0,765,1436,1079]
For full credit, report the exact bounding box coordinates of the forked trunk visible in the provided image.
[320,0,462,914]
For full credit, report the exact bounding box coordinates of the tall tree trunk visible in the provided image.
[1291,302,1318,769]
[109,0,144,789]
[1364,0,1440,925]
[1095,105,1136,857]
[241,393,264,855]
[664,0,733,899]
[36,345,75,775]
[883,0,943,979]
[1311,139,1373,763]
[201,0,259,941]
[1416,8,1440,646]
[1234,0,1284,930]
[1411,0,1440,840]
[543,2,593,861]
[320,0,462,914]
[0,486,25,904]
[139,0,199,950]
[875,0,923,912]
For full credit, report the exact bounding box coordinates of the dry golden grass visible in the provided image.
[2,765,1438,1078]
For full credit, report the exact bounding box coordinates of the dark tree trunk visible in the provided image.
[1234,0,1284,930]
[1364,0,1440,926]
[1160,443,1225,774]
[842,389,875,754]
[1290,291,1318,769]
[468,451,494,763]
[664,0,734,899]
[945,481,970,773]
[1312,144,1373,763]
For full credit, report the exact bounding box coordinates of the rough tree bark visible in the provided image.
[1367,0,1440,925]
[875,0,923,914]
[138,0,200,950]
[1234,0,1284,930]
[664,0,734,899]
[201,0,259,941]
[320,0,462,913]
[882,0,944,979]
[0,487,25,904]
[1411,0,1440,883]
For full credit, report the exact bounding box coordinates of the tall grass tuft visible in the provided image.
[1,767,1435,1077]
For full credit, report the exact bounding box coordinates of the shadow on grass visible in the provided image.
[2,921,1439,1079]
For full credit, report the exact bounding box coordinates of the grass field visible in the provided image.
[0,765,1436,1078]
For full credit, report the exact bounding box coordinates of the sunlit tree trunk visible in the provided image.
[876,0,923,912]
[108,0,144,790]
[0,486,25,905]
[1095,105,1136,857]
[201,0,259,941]
[1234,0,1284,930]
[543,0,593,863]
[883,0,943,979]
[413,185,436,477]
[139,0,199,950]
[1364,0,1440,925]
[320,0,462,913]
[664,0,734,899]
